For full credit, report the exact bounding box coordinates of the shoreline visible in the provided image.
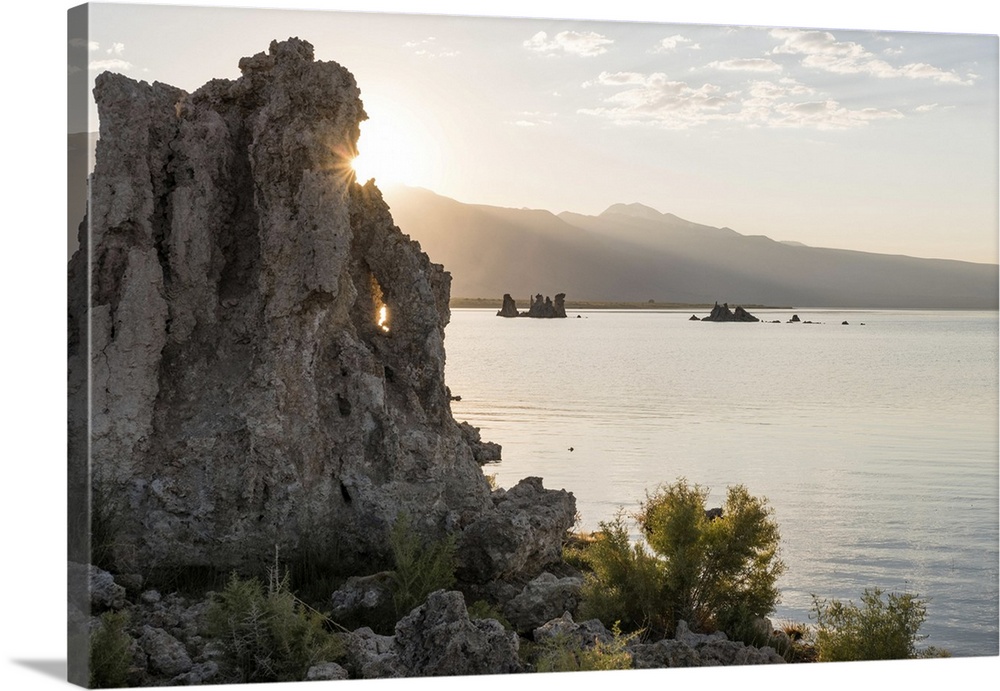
[450,297,792,310]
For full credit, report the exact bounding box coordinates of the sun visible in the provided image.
[350,100,440,189]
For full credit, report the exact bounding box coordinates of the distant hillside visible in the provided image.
[384,186,998,309]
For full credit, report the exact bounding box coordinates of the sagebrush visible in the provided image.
[206,567,342,683]
[811,587,931,661]
[580,478,784,639]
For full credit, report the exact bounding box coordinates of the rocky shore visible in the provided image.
[69,39,793,685]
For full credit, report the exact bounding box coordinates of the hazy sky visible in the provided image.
[70,1,998,264]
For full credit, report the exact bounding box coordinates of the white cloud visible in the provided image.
[580,71,736,129]
[524,31,613,57]
[107,42,125,55]
[404,36,458,58]
[770,28,973,85]
[707,58,783,73]
[653,34,695,53]
[915,103,941,112]
[88,58,133,72]
[581,72,905,130]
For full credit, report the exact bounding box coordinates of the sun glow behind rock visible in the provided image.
[351,99,441,188]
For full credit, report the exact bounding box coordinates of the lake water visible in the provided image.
[444,309,999,657]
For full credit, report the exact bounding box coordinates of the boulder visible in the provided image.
[503,572,584,634]
[393,590,521,676]
[330,572,395,621]
[347,591,521,678]
[532,612,613,647]
[345,627,402,679]
[68,563,126,613]
[171,661,219,686]
[457,477,576,583]
[305,662,350,681]
[139,625,194,677]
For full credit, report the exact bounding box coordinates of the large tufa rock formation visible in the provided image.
[67,38,573,578]
[699,302,760,322]
[495,292,567,318]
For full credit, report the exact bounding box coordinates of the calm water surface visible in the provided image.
[444,309,999,657]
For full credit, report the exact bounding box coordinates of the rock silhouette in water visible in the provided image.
[496,292,567,318]
[496,293,519,317]
[67,38,574,578]
[700,302,760,322]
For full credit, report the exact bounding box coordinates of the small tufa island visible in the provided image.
[696,302,760,322]
[496,292,567,318]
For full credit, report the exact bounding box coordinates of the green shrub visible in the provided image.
[389,512,458,618]
[578,511,668,636]
[89,610,133,688]
[467,600,513,630]
[580,479,784,640]
[206,568,342,683]
[811,588,931,661]
[534,622,636,673]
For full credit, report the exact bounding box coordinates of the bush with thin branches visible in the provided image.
[811,587,933,661]
[206,567,342,683]
[580,478,784,640]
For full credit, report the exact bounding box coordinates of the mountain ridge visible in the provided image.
[381,185,998,309]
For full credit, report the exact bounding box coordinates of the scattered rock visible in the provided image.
[139,625,194,677]
[330,572,395,621]
[171,661,219,686]
[68,563,127,612]
[842,321,849,325]
[630,620,785,668]
[789,314,801,323]
[532,612,613,648]
[503,572,584,634]
[689,314,700,321]
[457,477,576,584]
[305,662,350,681]
[393,590,522,676]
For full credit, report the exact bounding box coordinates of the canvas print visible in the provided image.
[67,3,999,688]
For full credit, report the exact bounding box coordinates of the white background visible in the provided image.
[2,1,997,690]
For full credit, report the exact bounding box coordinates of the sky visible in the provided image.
[68,1,999,264]
[2,5,997,691]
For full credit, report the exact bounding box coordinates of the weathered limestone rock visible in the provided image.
[139,625,194,677]
[393,591,521,676]
[532,612,613,647]
[346,591,521,678]
[503,572,583,634]
[68,563,127,613]
[496,293,519,318]
[345,627,402,679]
[457,477,577,583]
[330,572,394,621]
[701,302,760,322]
[459,421,502,463]
[70,38,574,576]
[523,293,567,318]
[305,662,350,681]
